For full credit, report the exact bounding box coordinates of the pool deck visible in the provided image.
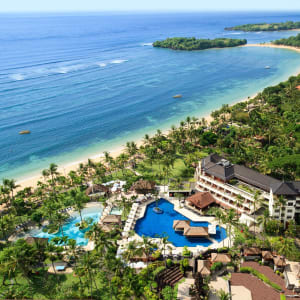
[120,195,231,257]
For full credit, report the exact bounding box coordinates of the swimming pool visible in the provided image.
[135,199,226,247]
[31,204,103,246]
[110,207,123,216]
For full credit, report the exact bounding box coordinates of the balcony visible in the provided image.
[198,174,255,202]
[196,181,251,213]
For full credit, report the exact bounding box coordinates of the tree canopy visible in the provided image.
[225,21,300,32]
[153,37,247,51]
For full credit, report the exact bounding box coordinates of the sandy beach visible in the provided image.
[15,43,300,191]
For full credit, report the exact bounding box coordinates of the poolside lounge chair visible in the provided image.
[55,264,66,272]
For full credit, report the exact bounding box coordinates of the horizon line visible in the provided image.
[0,9,300,14]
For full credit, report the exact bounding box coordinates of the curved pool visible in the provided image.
[135,199,226,247]
[30,204,103,246]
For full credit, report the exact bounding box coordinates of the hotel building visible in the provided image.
[195,154,300,224]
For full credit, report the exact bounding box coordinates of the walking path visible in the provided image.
[177,278,194,300]
[242,262,298,297]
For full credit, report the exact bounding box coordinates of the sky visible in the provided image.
[1,0,300,12]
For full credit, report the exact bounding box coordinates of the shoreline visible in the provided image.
[14,43,300,191]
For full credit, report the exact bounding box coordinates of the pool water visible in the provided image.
[32,205,103,245]
[135,199,226,247]
[110,207,123,216]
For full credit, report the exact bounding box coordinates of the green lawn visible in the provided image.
[137,156,193,184]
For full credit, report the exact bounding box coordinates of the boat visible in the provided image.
[264,66,271,69]
[173,94,182,98]
[19,130,31,135]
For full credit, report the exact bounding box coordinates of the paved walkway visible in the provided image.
[231,286,252,300]
[242,262,298,297]
[177,278,194,300]
[231,273,279,300]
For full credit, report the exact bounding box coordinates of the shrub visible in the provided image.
[152,250,161,259]
[240,267,282,291]
[166,259,173,268]
[280,294,286,300]
[182,246,191,257]
[153,266,166,277]
[210,262,223,272]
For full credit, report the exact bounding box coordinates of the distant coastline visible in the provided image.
[243,43,300,53]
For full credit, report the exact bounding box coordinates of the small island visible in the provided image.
[225,21,300,32]
[153,37,247,51]
[272,33,300,47]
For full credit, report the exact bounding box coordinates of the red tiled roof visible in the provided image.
[186,192,215,209]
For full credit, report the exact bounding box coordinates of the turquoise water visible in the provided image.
[135,199,226,247]
[110,207,123,215]
[31,205,103,245]
[2,12,300,180]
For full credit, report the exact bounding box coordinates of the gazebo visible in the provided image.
[85,184,110,197]
[273,256,286,271]
[173,220,190,231]
[186,192,216,212]
[262,251,273,264]
[197,260,211,276]
[183,226,209,238]
[211,253,231,264]
[130,179,155,195]
[102,215,122,226]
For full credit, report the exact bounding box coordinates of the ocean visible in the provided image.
[1,11,300,180]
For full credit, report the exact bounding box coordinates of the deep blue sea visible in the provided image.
[1,11,300,180]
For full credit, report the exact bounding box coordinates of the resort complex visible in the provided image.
[195,154,300,225]
[1,13,300,300]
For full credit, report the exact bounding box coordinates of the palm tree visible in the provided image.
[225,209,238,248]
[215,289,231,300]
[2,179,19,206]
[140,235,157,266]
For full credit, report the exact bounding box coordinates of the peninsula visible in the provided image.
[225,21,300,32]
[272,33,300,48]
[153,37,247,51]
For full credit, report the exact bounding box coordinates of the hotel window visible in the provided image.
[287,216,292,219]
[288,202,294,206]
[287,209,293,213]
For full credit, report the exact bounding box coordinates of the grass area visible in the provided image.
[240,266,282,292]
[137,156,193,184]
[237,184,253,194]
[280,294,286,300]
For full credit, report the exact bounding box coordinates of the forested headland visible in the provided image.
[225,21,300,32]
[272,33,300,48]
[153,37,247,51]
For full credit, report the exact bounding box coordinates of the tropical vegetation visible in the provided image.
[1,57,300,298]
[225,21,300,32]
[153,37,247,51]
[272,33,300,48]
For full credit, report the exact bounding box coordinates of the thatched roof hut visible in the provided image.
[173,220,190,231]
[102,215,122,226]
[244,247,261,256]
[273,256,286,267]
[211,253,231,263]
[25,237,49,246]
[262,251,273,261]
[130,179,155,194]
[186,192,216,209]
[85,184,110,196]
[197,260,211,276]
[183,226,209,237]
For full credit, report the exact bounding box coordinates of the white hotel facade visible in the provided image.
[195,154,300,224]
